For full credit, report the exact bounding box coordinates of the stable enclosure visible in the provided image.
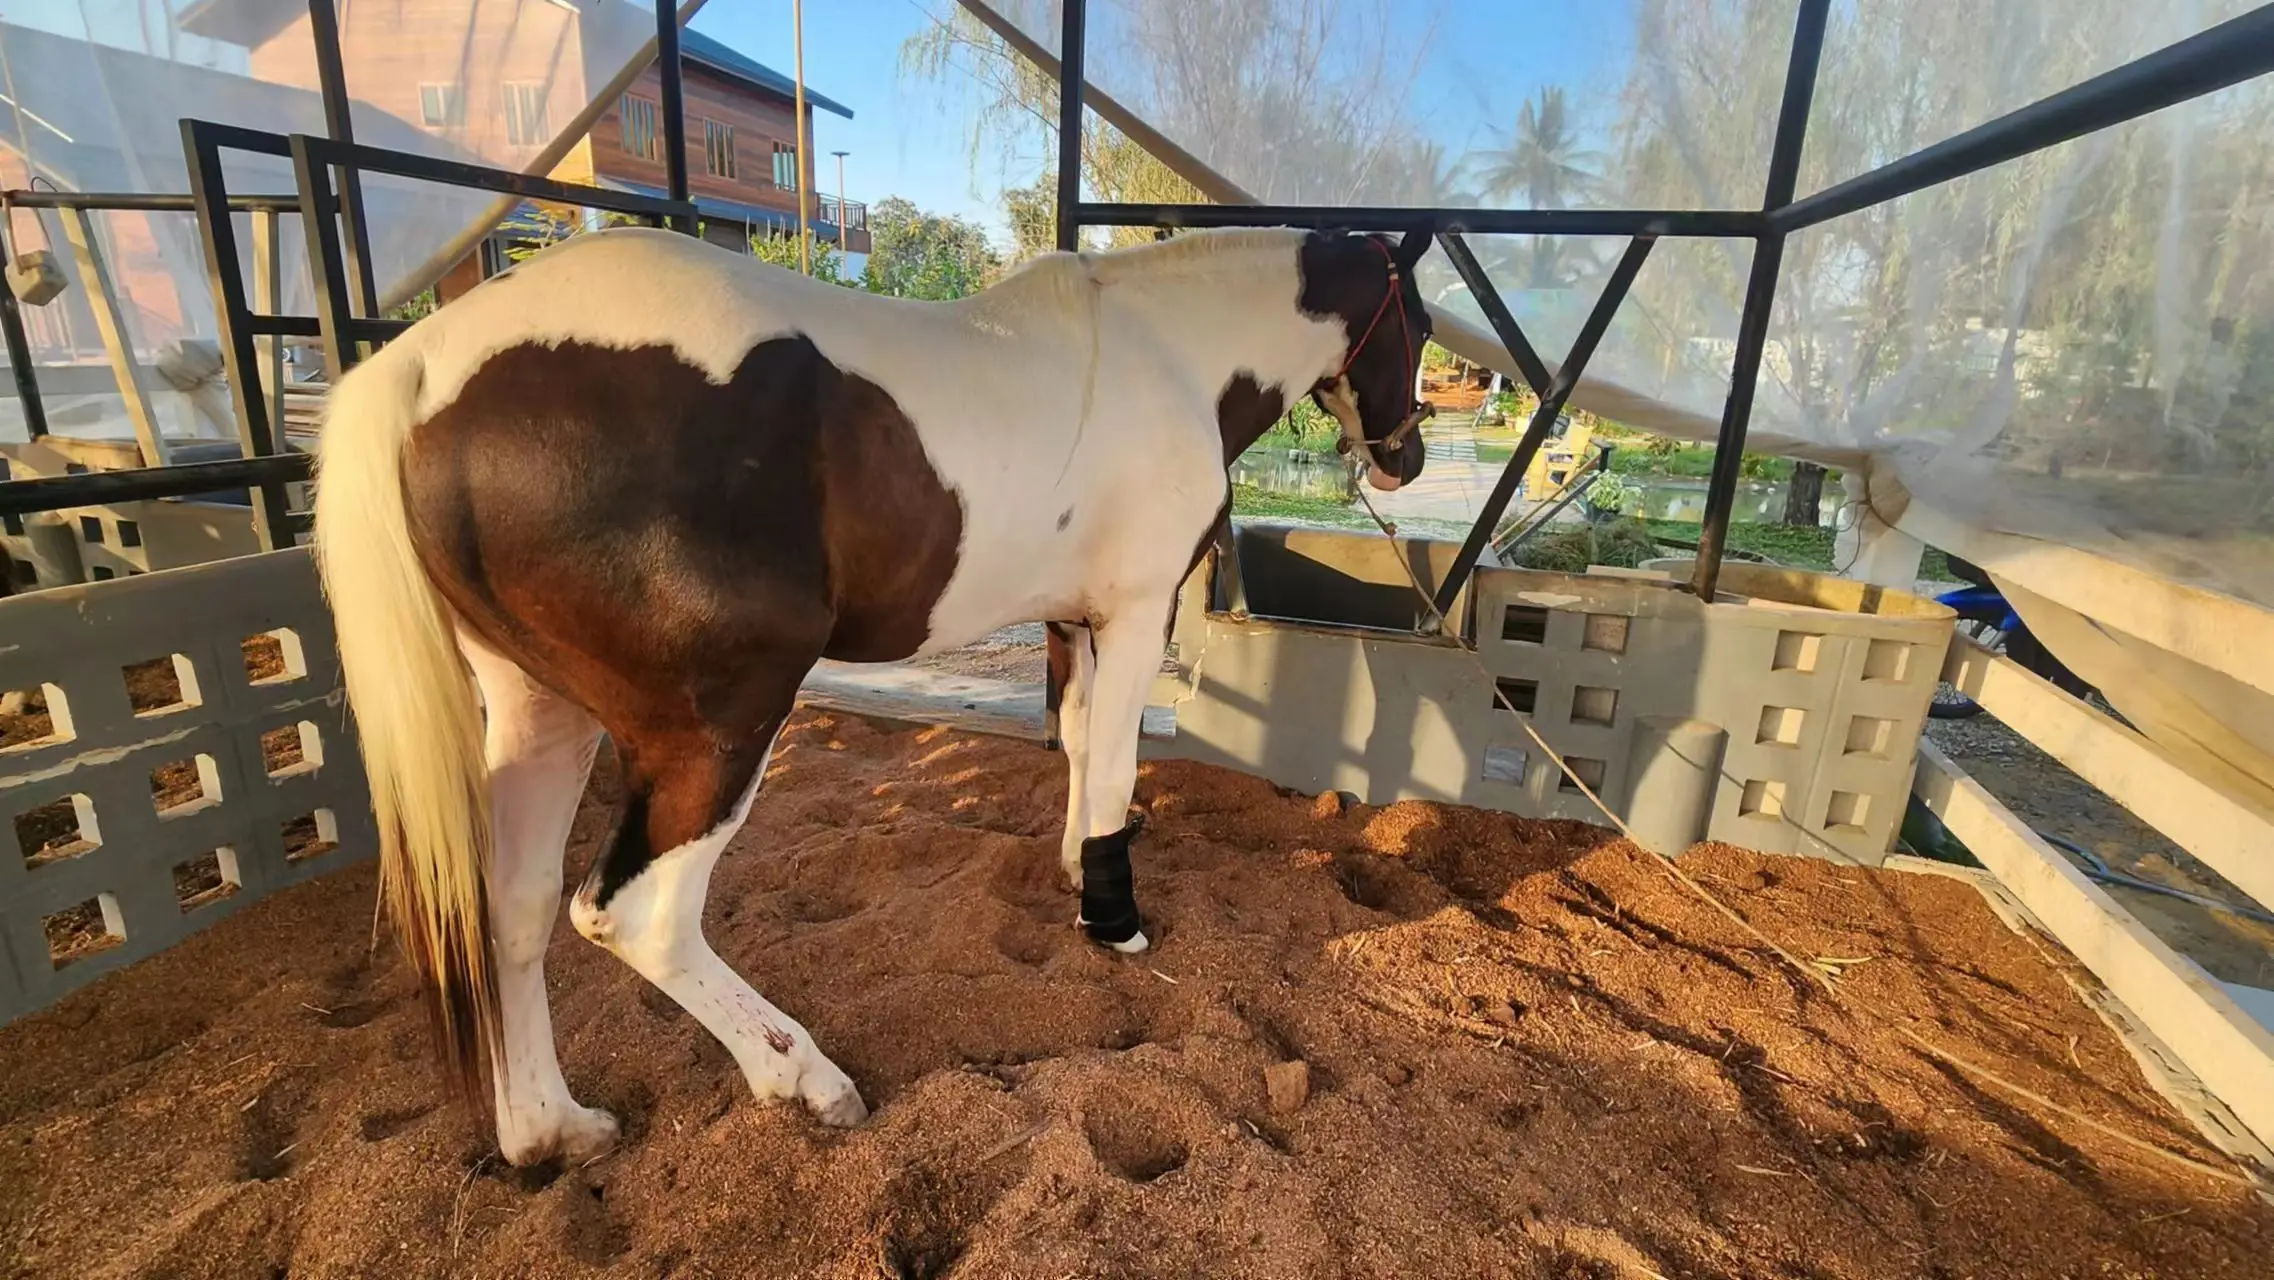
[0,3,2270,1267]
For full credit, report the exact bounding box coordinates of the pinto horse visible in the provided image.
[312,223,1434,1163]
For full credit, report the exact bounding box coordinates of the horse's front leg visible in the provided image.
[1071,591,1175,953]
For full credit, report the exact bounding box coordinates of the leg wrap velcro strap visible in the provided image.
[1078,814,1145,947]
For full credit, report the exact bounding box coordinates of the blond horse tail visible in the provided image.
[312,336,495,1093]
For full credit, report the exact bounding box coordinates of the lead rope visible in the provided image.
[1335,464,2263,1194]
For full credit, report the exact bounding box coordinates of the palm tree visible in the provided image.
[1469,87,1603,287]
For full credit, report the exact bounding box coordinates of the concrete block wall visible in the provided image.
[1160,526,1953,866]
[0,548,375,1025]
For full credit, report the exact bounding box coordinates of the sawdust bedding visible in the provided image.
[2,708,2269,1279]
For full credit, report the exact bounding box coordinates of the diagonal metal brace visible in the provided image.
[1428,236,1656,625]
[1440,232,1551,395]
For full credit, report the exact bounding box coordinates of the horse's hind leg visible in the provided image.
[462,637,619,1165]
[1048,621,1094,890]
[569,691,866,1127]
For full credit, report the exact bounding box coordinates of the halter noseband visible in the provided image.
[1328,239,1433,474]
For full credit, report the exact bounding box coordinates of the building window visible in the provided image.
[621,95,660,160]
[79,516,103,545]
[771,141,798,190]
[503,82,549,146]
[704,120,737,179]
[117,519,141,548]
[418,83,466,128]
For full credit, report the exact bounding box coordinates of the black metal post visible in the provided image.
[1439,233,1550,393]
[2,191,302,214]
[657,0,689,205]
[180,121,296,550]
[1774,5,2274,235]
[1430,236,1655,622]
[1076,203,1761,238]
[307,0,379,319]
[0,206,49,439]
[1689,0,1828,604]
[291,135,364,385]
[0,454,312,517]
[1041,0,1089,751]
[1054,0,1087,252]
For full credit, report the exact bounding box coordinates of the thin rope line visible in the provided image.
[1346,480,1834,995]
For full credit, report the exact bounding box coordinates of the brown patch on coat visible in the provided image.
[1214,371,1287,465]
[401,335,966,900]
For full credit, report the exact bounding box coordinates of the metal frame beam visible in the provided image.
[181,120,299,550]
[1774,4,2274,235]
[1430,236,1655,622]
[657,0,690,204]
[0,454,311,518]
[1077,202,1760,238]
[2,191,301,214]
[1054,0,1086,252]
[306,0,379,319]
[1689,0,1830,604]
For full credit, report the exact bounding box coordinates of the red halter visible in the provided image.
[1331,238,1431,467]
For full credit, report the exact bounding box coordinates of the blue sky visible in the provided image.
[693,0,1637,244]
[13,0,1638,246]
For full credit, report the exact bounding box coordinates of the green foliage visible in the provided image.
[750,231,857,287]
[387,288,438,323]
[1421,340,1461,372]
[1605,441,1795,482]
[862,196,1000,300]
[1583,472,1637,516]
[1271,397,1342,451]
[498,206,634,265]
[1000,176,1056,266]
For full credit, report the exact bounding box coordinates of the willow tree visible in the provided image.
[899,0,1447,252]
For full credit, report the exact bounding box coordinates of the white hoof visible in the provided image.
[500,1103,620,1167]
[1109,929,1151,955]
[799,1056,869,1128]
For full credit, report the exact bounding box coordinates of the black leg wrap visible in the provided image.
[1042,706,1061,754]
[1078,816,1145,948]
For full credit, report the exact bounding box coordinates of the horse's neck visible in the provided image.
[1091,253,1340,414]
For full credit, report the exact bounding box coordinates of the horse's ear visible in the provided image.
[1394,227,1434,270]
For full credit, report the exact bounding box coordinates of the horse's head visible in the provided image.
[1299,228,1436,492]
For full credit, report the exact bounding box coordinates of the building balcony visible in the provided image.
[814,195,866,235]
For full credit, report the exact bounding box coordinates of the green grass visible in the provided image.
[1643,519,1836,570]
[1642,519,1952,579]
[1230,478,1954,583]
[1228,483,1366,526]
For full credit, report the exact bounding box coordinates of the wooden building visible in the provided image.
[178,0,866,259]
